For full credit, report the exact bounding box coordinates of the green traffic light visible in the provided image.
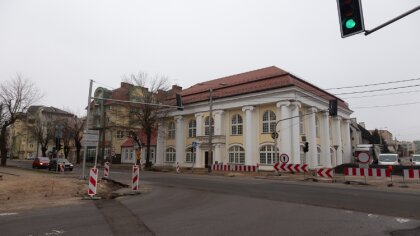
[345,19,356,29]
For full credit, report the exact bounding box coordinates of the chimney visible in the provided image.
[171,85,182,94]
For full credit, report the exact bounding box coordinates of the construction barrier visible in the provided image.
[140,159,145,171]
[344,167,391,177]
[317,168,334,178]
[212,164,258,172]
[276,163,308,173]
[88,167,98,197]
[59,163,65,173]
[176,162,180,173]
[132,165,139,191]
[104,162,110,178]
[403,169,420,179]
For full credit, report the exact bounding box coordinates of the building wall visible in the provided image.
[157,88,352,170]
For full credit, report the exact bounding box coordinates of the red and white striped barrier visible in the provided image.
[344,167,390,177]
[212,164,258,172]
[176,162,180,173]
[140,159,145,171]
[104,162,110,178]
[132,165,139,191]
[59,163,65,173]
[403,169,420,179]
[317,168,334,178]
[88,167,98,197]
[276,163,308,173]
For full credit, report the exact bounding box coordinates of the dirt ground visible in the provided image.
[0,167,120,212]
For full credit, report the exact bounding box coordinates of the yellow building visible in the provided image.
[156,66,353,170]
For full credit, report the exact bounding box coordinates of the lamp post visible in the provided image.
[333,145,339,167]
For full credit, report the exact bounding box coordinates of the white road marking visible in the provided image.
[368,214,379,218]
[44,229,65,235]
[0,212,18,216]
[395,218,410,223]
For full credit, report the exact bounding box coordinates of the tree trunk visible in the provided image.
[75,141,81,164]
[0,126,8,166]
[146,133,152,167]
[41,146,47,157]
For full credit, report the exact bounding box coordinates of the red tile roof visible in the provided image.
[121,128,158,147]
[171,66,348,109]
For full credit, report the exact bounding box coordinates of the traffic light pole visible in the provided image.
[365,5,420,36]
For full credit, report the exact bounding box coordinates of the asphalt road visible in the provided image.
[4,160,420,235]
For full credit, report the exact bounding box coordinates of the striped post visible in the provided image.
[104,162,110,178]
[88,167,98,197]
[132,165,139,191]
[404,169,420,179]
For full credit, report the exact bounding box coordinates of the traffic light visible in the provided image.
[336,0,365,38]
[303,142,309,153]
[329,99,338,116]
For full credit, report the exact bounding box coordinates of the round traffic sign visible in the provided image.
[279,153,289,163]
[358,152,371,164]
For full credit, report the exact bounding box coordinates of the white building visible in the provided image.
[155,66,353,170]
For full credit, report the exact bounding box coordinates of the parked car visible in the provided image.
[378,153,400,166]
[410,154,420,166]
[32,157,50,169]
[49,158,74,171]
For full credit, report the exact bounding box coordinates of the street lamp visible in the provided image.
[333,145,339,167]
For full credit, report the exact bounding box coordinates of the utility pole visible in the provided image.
[208,88,213,173]
[82,79,93,179]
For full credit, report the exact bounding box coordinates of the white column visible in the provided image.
[214,110,224,135]
[195,113,203,168]
[175,116,185,166]
[342,119,352,164]
[290,101,301,164]
[156,123,165,165]
[307,107,318,168]
[242,106,256,165]
[320,111,332,167]
[215,144,222,163]
[332,117,343,166]
[277,101,291,158]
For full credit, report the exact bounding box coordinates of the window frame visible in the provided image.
[231,114,243,135]
[262,110,276,134]
[228,145,245,164]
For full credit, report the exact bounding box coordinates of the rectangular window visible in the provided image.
[117,131,124,139]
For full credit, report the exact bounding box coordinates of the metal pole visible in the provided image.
[274,135,279,175]
[365,5,420,36]
[208,88,213,172]
[82,79,93,179]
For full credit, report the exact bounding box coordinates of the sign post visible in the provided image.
[82,130,99,179]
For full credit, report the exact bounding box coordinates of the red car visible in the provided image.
[32,157,50,169]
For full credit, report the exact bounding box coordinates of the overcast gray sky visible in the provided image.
[1,0,419,141]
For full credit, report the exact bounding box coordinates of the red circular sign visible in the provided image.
[357,152,371,163]
[280,153,289,163]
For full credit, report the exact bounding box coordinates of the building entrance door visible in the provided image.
[204,151,213,168]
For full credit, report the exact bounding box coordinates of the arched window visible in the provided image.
[231,114,243,135]
[168,122,175,139]
[188,119,196,138]
[317,147,322,166]
[185,147,196,163]
[259,145,279,164]
[204,116,214,136]
[229,146,245,164]
[165,147,176,163]
[262,110,276,133]
[299,111,305,134]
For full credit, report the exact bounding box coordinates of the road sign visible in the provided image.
[271,132,279,140]
[317,168,334,178]
[82,130,99,146]
[279,153,289,163]
[278,163,308,173]
[357,152,371,164]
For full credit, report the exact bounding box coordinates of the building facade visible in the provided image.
[156,66,353,169]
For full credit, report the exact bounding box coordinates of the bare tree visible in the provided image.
[64,115,84,163]
[0,75,42,166]
[123,72,171,167]
[29,116,55,157]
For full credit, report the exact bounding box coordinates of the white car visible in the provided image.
[378,153,400,166]
[410,154,420,166]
